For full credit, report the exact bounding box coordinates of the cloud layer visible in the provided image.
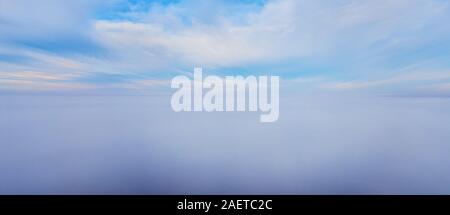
[1,0,450,94]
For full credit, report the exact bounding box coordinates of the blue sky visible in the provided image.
[1,0,450,95]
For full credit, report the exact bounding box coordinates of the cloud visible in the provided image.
[93,0,450,68]
[1,0,450,93]
[0,79,94,91]
[0,71,77,81]
[326,70,450,90]
[3,92,450,194]
[0,0,109,55]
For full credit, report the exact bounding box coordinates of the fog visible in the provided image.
[1,93,450,194]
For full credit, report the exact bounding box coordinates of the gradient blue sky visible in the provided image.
[1,0,450,95]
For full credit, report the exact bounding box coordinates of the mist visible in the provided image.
[1,92,450,194]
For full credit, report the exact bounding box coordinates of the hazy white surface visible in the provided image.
[1,93,450,194]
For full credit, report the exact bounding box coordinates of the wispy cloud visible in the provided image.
[1,0,450,93]
[325,70,450,90]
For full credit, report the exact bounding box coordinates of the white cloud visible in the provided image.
[0,79,94,91]
[0,0,105,39]
[92,0,450,69]
[1,0,450,92]
[323,70,450,90]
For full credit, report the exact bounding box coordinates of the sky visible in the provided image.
[2,0,450,194]
[1,0,450,95]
